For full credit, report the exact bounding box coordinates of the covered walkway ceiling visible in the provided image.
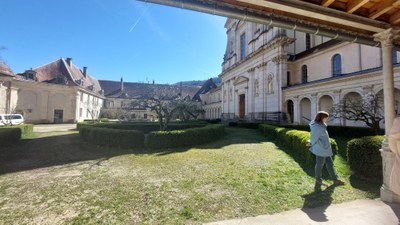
[138,0,400,47]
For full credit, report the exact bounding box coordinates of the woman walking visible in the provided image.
[308,111,345,186]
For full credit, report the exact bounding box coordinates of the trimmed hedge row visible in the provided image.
[147,124,225,149]
[79,126,145,149]
[0,128,21,147]
[0,124,34,146]
[259,124,338,168]
[269,124,383,138]
[1,124,34,135]
[77,122,207,134]
[347,136,384,180]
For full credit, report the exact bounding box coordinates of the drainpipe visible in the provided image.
[138,0,394,48]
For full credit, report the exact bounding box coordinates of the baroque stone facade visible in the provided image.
[201,18,400,127]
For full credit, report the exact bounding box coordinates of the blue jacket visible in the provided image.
[309,120,332,157]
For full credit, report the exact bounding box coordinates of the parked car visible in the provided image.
[0,114,24,126]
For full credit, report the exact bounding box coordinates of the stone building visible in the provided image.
[0,58,104,123]
[197,78,221,120]
[99,79,200,121]
[202,18,400,127]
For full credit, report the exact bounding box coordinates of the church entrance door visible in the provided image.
[239,94,245,119]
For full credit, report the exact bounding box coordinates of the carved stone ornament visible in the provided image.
[272,55,289,64]
[373,28,400,48]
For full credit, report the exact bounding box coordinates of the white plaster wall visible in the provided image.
[0,83,7,113]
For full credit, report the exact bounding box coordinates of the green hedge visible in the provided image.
[147,124,225,149]
[79,126,145,149]
[259,124,338,168]
[77,122,207,134]
[1,124,34,135]
[270,124,383,138]
[0,128,21,147]
[347,136,384,180]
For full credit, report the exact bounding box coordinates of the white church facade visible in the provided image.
[201,18,400,126]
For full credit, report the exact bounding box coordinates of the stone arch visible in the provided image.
[286,99,294,123]
[376,88,400,116]
[318,95,334,112]
[300,97,311,124]
[342,92,364,127]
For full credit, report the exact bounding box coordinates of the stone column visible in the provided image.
[293,96,300,124]
[373,28,400,203]
[310,93,318,121]
[332,90,342,126]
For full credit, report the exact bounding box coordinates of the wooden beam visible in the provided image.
[369,0,395,19]
[390,10,400,24]
[236,0,386,33]
[321,0,335,7]
[347,0,370,14]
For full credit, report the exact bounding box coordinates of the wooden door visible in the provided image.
[239,94,245,119]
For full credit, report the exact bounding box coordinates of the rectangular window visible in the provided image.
[79,108,82,117]
[144,114,147,119]
[240,33,246,60]
[287,71,291,86]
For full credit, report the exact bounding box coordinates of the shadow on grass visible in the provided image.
[301,184,337,222]
[0,133,132,175]
[332,136,352,159]
[142,127,265,156]
[349,175,381,196]
[0,127,264,174]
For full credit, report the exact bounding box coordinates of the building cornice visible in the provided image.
[220,36,294,78]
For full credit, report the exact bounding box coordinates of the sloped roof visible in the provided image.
[193,78,218,101]
[0,62,15,77]
[99,80,200,99]
[33,58,102,94]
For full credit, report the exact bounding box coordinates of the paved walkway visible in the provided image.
[206,199,400,225]
[33,124,77,133]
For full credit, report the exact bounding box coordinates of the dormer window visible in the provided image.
[23,70,37,81]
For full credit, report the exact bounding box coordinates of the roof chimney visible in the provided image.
[121,77,124,91]
[66,57,72,66]
[83,66,87,77]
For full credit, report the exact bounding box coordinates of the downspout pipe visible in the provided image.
[138,0,398,49]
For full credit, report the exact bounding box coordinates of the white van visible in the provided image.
[0,114,24,126]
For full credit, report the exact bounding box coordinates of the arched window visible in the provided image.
[306,34,311,50]
[301,65,308,83]
[332,54,342,76]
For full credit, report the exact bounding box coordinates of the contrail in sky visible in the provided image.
[129,5,150,32]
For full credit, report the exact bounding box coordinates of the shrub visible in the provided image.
[0,128,21,147]
[259,124,338,168]
[100,118,109,122]
[78,122,207,134]
[347,136,384,180]
[267,123,383,138]
[1,124,33,135]
[79,126,145,149]
[147,124,225,149]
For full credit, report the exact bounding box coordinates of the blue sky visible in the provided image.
[0,0,227,84]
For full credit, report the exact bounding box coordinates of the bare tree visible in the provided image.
[130,86,181,131]
[86,96,102,122]
[173,98,204,121]
[330,93,384,134]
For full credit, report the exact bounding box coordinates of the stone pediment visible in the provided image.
[233,76,249,85]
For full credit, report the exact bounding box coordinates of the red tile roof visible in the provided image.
[33,58,102,94]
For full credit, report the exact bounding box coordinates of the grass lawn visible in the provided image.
[0,127,380,224]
